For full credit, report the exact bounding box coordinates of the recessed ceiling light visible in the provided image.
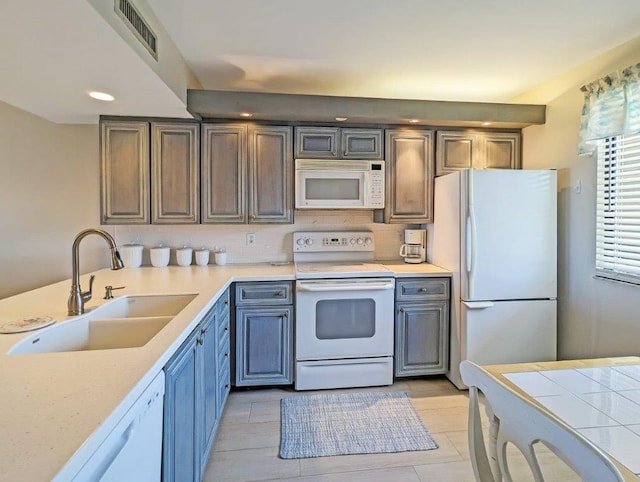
[240,112,253,118]
[482,121,492,126]
[89,91,115,102]
[335,117,348,122]
[409,119,420,124]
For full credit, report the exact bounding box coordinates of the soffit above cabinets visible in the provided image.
[187,90,545,128]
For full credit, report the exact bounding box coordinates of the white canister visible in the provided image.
[195,249,210,266]
[150,246,170,267]
[214,251,227,266]
[119,244,143,268]
[176,247,193,267]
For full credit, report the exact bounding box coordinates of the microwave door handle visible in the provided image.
[297,281,395,292]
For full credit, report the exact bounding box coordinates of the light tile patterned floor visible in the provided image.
[203,377,579,482]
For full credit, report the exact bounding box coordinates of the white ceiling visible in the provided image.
[3,0,640,124]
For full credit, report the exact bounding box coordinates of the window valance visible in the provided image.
[579,62,640,155]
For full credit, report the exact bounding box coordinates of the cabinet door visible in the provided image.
[294,127,339,158]
[163,334,200,482]
[100,121,149,224]
[151,122,199,224]
[201,124,247,223]
[482,132,521,169]
[395,301,449,376]
[199,310,218,467]
[383,129,434,223]
[341,128,383,159]
[235,306,293,386]
[435,131,478,176]
[248,125,293,224]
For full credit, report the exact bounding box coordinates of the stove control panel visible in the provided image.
[293,231,374,252]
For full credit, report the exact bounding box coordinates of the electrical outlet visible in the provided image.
[246,233,256,246]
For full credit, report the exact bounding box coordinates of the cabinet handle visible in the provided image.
[274,291,284,297]
[419,288,428,292]
[197,337,203,345]
[283,312,288,318]
[224,326,228,332]
[399,307,405,313]
[225,384,230,389]
[224,300,229,306]
[250,214,256,220]
[225,352,229,357]
[201,328,208,335]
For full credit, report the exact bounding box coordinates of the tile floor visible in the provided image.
[203,377,579,482]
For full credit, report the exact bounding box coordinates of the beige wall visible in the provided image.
[516,36,640,359]
[0,101,111,299]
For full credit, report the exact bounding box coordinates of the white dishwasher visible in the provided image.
[71,371,165,482]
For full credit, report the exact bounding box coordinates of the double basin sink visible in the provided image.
[9,293,197,355]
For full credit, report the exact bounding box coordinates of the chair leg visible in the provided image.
[485,405,502,482]
[468,387,496,481]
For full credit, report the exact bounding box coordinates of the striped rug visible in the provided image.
[279,391,438,459]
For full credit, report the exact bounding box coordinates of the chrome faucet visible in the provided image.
[68,228,124,315]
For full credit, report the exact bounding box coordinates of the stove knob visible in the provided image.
[357,237,364,246]
[305,238,314,246]
[364,237,372,246]
[350,238,356,245]
[296,238,305,247]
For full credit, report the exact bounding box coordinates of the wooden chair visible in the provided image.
[459,361,625,482]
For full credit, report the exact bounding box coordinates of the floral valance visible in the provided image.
[579,62,640,155]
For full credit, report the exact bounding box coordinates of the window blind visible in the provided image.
[596,133,640,284]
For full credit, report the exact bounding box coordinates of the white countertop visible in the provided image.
[0,261,449,481]
[380,261,452,277]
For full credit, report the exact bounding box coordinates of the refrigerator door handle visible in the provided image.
[462,301,495,309]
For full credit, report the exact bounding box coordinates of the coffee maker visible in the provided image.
[399,229,426,264]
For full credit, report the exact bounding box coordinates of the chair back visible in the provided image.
[459,360,625,482]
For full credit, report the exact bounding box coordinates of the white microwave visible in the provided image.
[295,159,385,209]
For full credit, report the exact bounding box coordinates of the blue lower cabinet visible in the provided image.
[163,331,200,482]
[235,306,293,386]
[163,288,231,482]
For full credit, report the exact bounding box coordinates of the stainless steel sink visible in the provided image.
[8,294,197,355]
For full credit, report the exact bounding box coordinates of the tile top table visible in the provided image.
[485,357,640,481]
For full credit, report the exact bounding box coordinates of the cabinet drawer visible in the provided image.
[396,278,450,301]
[235,281,293,305]
[217,329,230,368]
[215,289,230,318]
[217,357,230,417]
[216,311,230,346]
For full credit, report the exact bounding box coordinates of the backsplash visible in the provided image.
[114,211,419,266]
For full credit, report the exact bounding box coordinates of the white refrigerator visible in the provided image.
[432,169,557,389]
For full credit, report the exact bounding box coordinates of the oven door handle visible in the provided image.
[297,281,395,292]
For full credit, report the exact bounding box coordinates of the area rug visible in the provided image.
[279,391,438,459]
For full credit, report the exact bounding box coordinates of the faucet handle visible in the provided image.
[103,285,125,299]
[81,275,95,302]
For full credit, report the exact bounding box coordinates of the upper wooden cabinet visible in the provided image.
[101,121,150,224]
[295,127,383,159]
[101,119,199,225]
[248,125,293,223]
[151,123,199,224]
[435,130,521,176]
[379,129,434,224]
[201,124,246,224]
[201,123,293,224]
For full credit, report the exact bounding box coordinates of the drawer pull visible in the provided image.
[275,291,284,297]
[419,288,429,292]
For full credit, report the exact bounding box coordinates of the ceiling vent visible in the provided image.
[115,0,158,60]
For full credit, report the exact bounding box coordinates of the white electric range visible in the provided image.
[293,231,395,390]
